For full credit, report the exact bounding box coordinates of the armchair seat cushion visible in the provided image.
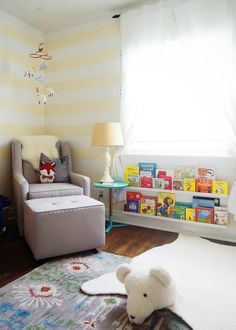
[29,183,83,200]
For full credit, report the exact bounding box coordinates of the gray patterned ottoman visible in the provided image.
[24,195,105,260]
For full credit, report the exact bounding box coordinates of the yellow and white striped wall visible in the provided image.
[45,18,121,186]
[0,10,121,199]
[0,10,45,197]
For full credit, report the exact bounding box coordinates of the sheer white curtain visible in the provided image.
[118,0,236,158]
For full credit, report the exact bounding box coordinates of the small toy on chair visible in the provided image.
[116,264,176,325]
[40,161,56,183]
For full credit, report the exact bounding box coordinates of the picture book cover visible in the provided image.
[125,165,139,183]
[196,167,216,180]
[157,193,176,217]
[153,178,165,189]
[195,178,213,193]
[173,180,184,191]
[157,169,174,179]
[212,181,228,195]
[174,168,196,180]
[162,176,173,190]
[126,191,141,213]
[126,200,140,213]
[139,170,152,177]
[127,174,140,187]
[139,163,157,178]
[140,176,153,188]
[169,205,186,220]
[186,208,195,221]
[214,206,228,225]
[126,191,141,202]
[192,196,220,208]
[183,178,196,192]
[140,196,157,216]
[195,207,214,224]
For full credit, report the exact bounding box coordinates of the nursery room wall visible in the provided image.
[0,10,45,198]
[45,18,121,194]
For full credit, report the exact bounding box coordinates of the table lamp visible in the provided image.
[92,122,124,182]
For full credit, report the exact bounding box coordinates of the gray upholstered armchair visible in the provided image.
[12,139,90,236]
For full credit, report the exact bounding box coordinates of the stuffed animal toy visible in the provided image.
[40,161,56,183]
[116,264,176,325]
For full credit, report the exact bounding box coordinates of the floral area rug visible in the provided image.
[0,250,191,329]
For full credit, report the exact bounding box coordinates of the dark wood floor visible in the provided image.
[0,219,234,288]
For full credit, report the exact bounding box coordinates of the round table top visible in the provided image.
[94,181,128,189]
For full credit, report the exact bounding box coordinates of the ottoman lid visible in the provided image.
[24,195,104,213]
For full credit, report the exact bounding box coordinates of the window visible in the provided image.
[120,0,236,156]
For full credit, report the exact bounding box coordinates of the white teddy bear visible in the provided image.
[116,264,176,325]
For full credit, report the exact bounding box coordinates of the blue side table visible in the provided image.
[94,181,128,233]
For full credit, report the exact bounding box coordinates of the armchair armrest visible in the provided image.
[13,173,29,235]
[70,172,90,196]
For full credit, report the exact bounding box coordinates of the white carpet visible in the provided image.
[82,232,236,330]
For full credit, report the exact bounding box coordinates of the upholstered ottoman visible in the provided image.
[24,195,105,260]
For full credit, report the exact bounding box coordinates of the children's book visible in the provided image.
[139,170,152,177]
[153,178,165,189]
[139,163,157,178]
[195,207,214,224]
[162,176,172,190]
[173,180,184,191]
[196,167,216,180]
[126,200,140,213]
[157,193,175,217]
[140,196,157,216]
[195,178,212,193]
[169,205,186,220]
[212,181,228,195]
[140,177,153,188]
[183,178,195,192]
[127,174,140,187]
[192,196,220,208]
[186,208,195,221]
[126,191,141,213]
[214,207,228,225]
[125,165,139,183]
[174,168,196,180]
[157,169,174,179]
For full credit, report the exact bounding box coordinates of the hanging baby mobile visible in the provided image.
[24,42,55,104]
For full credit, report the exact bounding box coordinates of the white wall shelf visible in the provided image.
[126,185,228,200]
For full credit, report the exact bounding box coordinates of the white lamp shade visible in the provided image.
[92,122,124,146]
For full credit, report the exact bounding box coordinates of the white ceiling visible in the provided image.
[0,0,148,33]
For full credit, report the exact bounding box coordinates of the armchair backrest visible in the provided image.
[12,140,73,183]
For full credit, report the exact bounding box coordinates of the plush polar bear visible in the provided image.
[116,264,176,325]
